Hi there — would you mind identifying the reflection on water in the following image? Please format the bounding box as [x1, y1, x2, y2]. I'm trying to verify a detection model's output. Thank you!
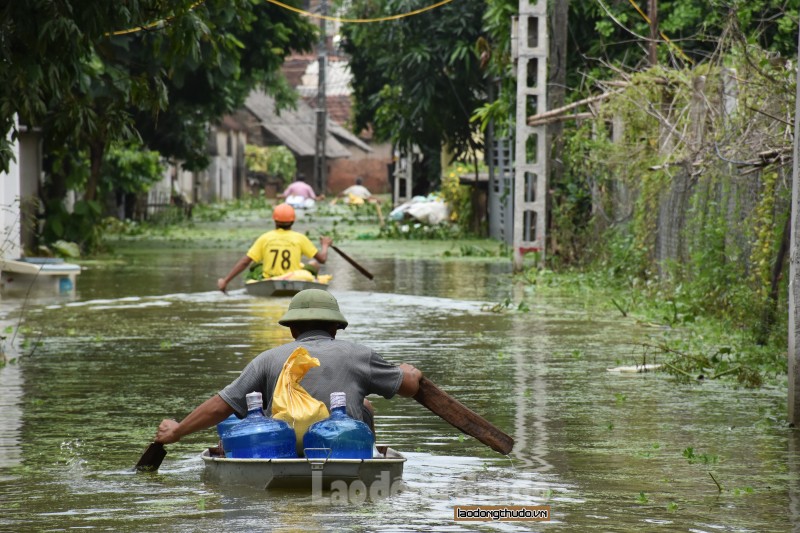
[0, 249, 795, 531]
[0, 363, 22, 478]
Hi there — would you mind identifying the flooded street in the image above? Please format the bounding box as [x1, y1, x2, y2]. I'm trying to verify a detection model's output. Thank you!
[0, 247, 796, 531]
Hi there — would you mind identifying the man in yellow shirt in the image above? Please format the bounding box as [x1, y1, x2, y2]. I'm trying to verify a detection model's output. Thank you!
[217, 203, 332, 293]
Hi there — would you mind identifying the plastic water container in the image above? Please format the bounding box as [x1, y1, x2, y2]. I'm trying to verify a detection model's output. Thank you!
[221, 392, 297, 458]
[303, 392, 374, 459]
[216, 413, 241, 439]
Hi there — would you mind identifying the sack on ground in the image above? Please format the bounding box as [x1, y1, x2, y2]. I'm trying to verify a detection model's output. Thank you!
[272, 347, 329, 455]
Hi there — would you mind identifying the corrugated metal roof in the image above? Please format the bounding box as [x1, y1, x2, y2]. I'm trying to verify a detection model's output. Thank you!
[244, 90, 352, 159]
[328, 122, 371, 153]
[263, 124, 351, 158]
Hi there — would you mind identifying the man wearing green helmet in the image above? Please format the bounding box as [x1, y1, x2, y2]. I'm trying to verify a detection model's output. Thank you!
[155, 289, 422, 445]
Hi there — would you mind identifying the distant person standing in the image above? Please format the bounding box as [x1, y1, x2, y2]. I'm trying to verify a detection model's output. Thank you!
[217, 203, 331, 292]
[279, 174, 324, 209]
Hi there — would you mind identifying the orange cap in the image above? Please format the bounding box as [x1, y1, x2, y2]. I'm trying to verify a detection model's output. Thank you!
[273, 203, 296, 223]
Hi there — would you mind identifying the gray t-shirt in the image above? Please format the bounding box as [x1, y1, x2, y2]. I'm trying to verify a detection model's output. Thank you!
[219, 330, 403, 421]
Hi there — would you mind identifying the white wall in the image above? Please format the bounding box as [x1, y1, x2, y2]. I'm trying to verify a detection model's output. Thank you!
[148, 126, 246, 209]
[209, 156, 233, 201]
[0, 117, 22, 259]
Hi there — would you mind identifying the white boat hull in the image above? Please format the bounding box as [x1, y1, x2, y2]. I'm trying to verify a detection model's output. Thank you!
[201, 446, 405, 490]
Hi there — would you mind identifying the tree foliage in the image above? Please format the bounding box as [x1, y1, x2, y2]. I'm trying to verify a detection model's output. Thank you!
[1, 1, 179, 173]
[568, 0, 799, 79]
[341, 0, 487, 192]
[1, 0, 316, 251]
[244, 144, 296, 184]
[475, 0, 800, 131]
[130, 0, 317, 171]
[101, 144, 165, 195]
[1, 0, 316, 189]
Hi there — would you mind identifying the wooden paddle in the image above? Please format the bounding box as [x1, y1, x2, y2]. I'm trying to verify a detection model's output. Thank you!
[413, 377, 514, 455]
[331, 245, 374, 280]
[135, 442, 167, 472]
[375, 202, 385, 227]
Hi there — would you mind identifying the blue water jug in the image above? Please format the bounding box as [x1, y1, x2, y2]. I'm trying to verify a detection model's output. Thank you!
[303, 392, 374, 459]
[216, 413, 241, 439]
[221, 392, 297, 459]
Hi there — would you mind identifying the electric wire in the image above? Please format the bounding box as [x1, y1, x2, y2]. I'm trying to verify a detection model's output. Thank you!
[266, 0, 453, 23]
[594, 0, 692, 64]
[107, 0, 453, 36]
[107, 1, 205, 36]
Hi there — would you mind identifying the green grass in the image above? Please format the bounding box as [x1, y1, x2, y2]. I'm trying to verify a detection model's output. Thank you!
[522, 268, 788, 388]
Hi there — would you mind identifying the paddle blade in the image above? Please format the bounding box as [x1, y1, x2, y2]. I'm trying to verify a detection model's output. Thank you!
[413, 377, 514, 455]
[135, 442, 166, 472]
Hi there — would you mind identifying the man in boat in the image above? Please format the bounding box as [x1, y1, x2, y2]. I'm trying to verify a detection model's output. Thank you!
[336, 176, 378, 205]
[217, 203, 331, 293]
[278, 173, 323, 209]
[154, 289, 423, 445]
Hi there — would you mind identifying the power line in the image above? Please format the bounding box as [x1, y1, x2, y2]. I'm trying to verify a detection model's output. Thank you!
[594, 0, 692, 64]
[107, 1, 205, 36]
[626, 0, 692, 63]
[107, 0, 454, 36]
[266, 0, 454, 23]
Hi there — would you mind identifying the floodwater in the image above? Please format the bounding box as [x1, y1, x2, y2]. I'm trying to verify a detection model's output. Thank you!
[0, 247, 797, 532]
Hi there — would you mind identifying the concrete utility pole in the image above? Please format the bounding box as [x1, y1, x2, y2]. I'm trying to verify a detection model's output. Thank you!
[313, 0, 328, 195]
[788, 23, 800, 426]
[512, 0, 548, 271]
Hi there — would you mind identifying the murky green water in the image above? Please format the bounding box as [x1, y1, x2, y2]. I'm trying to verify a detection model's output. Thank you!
[0, 247, 797, 531]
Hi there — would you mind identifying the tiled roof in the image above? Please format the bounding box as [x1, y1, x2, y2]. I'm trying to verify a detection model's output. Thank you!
[304, 94, 352, 128]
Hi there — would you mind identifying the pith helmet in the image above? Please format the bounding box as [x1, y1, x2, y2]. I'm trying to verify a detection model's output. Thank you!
[273, 203, 295, 223]
[278, 289, 348, 329]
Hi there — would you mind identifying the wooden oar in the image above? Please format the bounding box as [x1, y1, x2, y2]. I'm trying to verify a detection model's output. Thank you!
[375, 202, 385, 227]
[412, 377, 514, 455]
[331, 245, 374, 280]
[135, 442, 167, 472]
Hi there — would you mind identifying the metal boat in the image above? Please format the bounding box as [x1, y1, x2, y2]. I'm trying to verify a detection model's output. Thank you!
[201, 445, 406, 490]
[244, 278, 329, 297]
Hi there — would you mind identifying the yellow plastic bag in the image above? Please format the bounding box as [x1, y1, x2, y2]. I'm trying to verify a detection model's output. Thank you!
[270, 269, 315, 281]
[272, 347, 329, 455]
[347, 192, 365, 205]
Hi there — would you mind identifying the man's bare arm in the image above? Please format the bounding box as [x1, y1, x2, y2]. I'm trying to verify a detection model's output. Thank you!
[155, 394, 235, 444]
[217, 255, 253, 292]
[397, 363, 423, 397]
[313, 236, 332, 264]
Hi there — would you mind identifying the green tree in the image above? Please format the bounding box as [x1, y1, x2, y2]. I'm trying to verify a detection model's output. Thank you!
[131, 1, 316, 171]
[568, 0, 799, 83]
[245, 144, 296, 185]
[0, 1, 179, 174]
[2, 1, 316, 250]
[341, 0, 487, 193]
[475, 0, 800, 132]
[102, 143, 165, 218]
